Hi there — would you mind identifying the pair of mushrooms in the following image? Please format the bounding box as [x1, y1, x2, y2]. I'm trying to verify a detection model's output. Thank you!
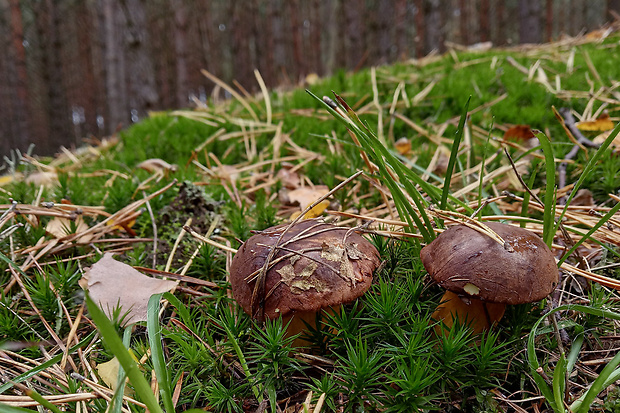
[230, 219, 558, 338]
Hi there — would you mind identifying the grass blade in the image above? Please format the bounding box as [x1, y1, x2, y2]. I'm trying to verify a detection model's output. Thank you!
[529, 304, 620, 412]
[86, 294, 163, 413]
[441, 97, 470, 209]
[551, 352, 567, 413]
[533, 131, 557, 247]
[147, 294, 175, 413]
[24, 389, 63, 413]
[306, 89, 436, 242]
[110, 327, 132, 413]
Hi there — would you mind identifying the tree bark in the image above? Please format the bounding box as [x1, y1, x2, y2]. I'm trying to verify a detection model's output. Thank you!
[8, 0, 29, 150]
[519, 0, 541, 44]
[414, 0, 426, 57]
[425, 0, 443, 52]
[32, 0, 72, 152]
[102, 0, 127, 132]
[345, 0, 364, 70]
[394, 0, 407, 59]
[609, 0, 620, 16]
[172, 0, 188, 107]
[459, 0, 469, 45]
[496, 0, 505, 45]
[120, 0, 159, 121]
[309, 0, 322, 75]
[480, 0, 490, 42]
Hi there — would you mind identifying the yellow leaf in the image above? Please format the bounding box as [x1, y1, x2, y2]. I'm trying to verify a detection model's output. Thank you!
[105, 218, 136, 231]
[0, 174, 18, 186]
[394, 137, 411, 155]
[576, 113, 615, 132]
[284, 186, 330, 210]
[96, 354, 137, 393]
[303, 200, 330, 219]
[97, 357, 122, 390]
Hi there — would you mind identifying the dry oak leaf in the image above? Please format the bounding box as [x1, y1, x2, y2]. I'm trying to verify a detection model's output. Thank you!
[25, 171, 57, 187]
[275, 163, 301, 189]
[81, 253, 176, 325]
[503, 125, 536, 141]
[46, 216, 92, 243]
[136, 158, 178, 174]
[283, 186, 330, 211]
[593, 129, 620, 151]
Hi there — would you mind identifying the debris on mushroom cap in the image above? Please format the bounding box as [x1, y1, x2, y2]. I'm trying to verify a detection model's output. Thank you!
[420, 222, 559, 305]
[229, 219, 380, 320]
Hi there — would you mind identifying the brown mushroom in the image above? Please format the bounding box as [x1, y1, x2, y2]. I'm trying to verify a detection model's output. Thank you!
[229, 219, 380, 345]
[420, 222, 559, 334]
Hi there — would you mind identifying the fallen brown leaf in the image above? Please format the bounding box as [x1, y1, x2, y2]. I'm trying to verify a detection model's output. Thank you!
[276, 163, 301, 189]
[281, 186, 330, 211]
[136, 158, 178, 173]
[46, 216, 92, 243]
[81, 253, 177, 325]
[503, 125, 536, 141]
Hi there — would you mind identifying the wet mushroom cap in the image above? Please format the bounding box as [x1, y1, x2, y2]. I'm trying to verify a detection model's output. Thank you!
[420, 222, 559, 305]
[229, 219, 380, 320]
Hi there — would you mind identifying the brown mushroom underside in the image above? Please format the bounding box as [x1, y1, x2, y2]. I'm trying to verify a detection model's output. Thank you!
[229, 219, 380, 320]
[420, 222, 559, 305]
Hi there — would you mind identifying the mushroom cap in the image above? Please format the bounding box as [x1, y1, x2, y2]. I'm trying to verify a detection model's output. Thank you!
[229, 219, 380, 320]
[420, 222, 558, 305]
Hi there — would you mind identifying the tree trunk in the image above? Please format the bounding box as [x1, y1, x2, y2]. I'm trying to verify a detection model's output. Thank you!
[609, 0, 620, 16]
[8, 0, 29, 150]
[375, 0, 393, 63]
[480, 0, 490, 42]
[230, 0, 254, 89]
[74, 2, 102, 139]
[32, 0, 71, 153]
[394, 0, 407, 59]
[309, 0, 322, 75]
[425, 0, 443, 52]
[345, 0, 364, 70]
[496, 0, 505, 45]
[102, 0, 127, 132]
[459, 0, 469, 44]
[519, 0, 541, 43]
[414, 0, 426, 57]
[171, 0, 188, 107]
[120, 0, 159, 121]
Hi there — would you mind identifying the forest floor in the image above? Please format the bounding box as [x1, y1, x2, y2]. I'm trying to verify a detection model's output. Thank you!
[2, 27, 620, 412]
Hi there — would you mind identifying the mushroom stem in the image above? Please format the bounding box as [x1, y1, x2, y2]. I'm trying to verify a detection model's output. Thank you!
[283, 307, 339, 348]
[432, 291, 506, 335]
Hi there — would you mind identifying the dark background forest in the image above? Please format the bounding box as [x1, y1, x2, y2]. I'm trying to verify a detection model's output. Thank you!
[1, 0, 619, 160]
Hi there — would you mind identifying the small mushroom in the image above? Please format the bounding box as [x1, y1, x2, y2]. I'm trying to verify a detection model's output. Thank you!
[229, 219, 380, 344]
[420, 222, 559, 334]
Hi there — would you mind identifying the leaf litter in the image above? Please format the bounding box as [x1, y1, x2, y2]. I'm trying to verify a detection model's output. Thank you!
[1, 28, 620, 411]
